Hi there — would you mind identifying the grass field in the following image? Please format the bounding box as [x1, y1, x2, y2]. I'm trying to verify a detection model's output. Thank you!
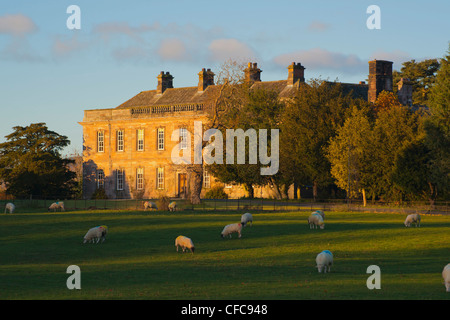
[0, 209, 449, 300]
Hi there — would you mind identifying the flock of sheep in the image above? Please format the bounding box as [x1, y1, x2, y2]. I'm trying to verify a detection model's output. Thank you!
[3, 201, 449, 292]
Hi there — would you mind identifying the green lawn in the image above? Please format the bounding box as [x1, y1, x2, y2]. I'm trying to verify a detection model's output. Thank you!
[0, 209, 448, 299]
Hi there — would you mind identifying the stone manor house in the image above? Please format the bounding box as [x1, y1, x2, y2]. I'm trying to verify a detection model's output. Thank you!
[79, 59, 412, 200]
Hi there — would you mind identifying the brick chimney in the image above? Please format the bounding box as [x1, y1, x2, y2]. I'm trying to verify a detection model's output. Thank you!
[397, 78, 413, 106]
[287, 62, 305, 85]
[157, 71, 174, 94]
[198, 68, 215, 92]
[244, 62, 262, 82]
[368, 60, 393, 103]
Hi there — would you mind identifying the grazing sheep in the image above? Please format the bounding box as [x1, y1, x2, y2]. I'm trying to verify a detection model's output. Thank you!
[316, 250, 333, 273]
[4, 202, 15, 214]
[48, 201, 65, 212]
[443, 263, 450, 292]
[241, 212, 253, 227]
[308, 213, 325, 229]
[83, 225, 108, 244]
[221, 223, 243, 239]
[404, 213, 421, 227]
[168, 201, 177, 212]
[144, 201, 158, 210]
[313, 210, 325, 219]
[175, 235, 195, 253]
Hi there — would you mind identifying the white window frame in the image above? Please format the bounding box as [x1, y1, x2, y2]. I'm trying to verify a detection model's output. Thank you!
[137, 129, 144, 151]
[203, 170, 211, 189]
[157, 127, 165, 151]
[179, 127, 188, 150]
[97, 170, 105, 189]
[117, 130, 124, 152]
[136, 168, 144, 190]
[116, 169, 124, 191]
[157, 167, 164, 190]
[97, 131, 104, 153]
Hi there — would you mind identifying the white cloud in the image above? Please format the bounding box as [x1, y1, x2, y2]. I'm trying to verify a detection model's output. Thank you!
[208, 38, 257, 63]
[273, 47, 365, 74]
[52, 34, 89, 58]
[0, 14, 37, 36]
[92, 21, 160, 41]
[157, 38, 189, 61]
[307, 21, 330, 32]
[370, 50, 412, 69]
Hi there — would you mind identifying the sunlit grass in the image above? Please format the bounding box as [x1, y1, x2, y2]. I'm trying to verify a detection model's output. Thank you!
[0, 209, 449, 299]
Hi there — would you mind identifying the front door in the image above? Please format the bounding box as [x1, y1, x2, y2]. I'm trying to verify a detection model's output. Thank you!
[178, 173, 187, 198]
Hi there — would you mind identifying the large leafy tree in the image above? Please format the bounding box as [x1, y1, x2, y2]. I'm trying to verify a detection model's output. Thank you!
[0, 123, 76, 198]
[280, 79, 359, 200]
[207, 86, 284, 198]
[327, 105, 374, 205]
[423, 44, 450, 200]
[392, 58, 440, 105]
[391, 138, 437, 205]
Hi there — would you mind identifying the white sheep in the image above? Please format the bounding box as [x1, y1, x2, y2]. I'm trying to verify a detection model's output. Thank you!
[4, 202, 15, 214]
[168, 201, 177, 212]
[83, 225, 108, 244]
[404, 213, 421, 227]
[241, 212, 253, 227]
[144, 201, 158, 210]
[316, 250, 333, 273]
[443, 263, 450, 292]
[175, 235, 195, 253]
[221, 223, 243, 239]
[48, 201, 65, 212]
[308, 213, 325, 229]
[313, 210, 325, 219]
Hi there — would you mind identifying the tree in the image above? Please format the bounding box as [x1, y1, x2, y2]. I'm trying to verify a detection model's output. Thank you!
[327, 105, 374, 205]
[372, 90, 402, 114]
[392, 58, 440, 106]
[0, 123, 76, 198]
[369, 105, 423, 201]
[206, 85, 284, 198]
[391, 138, 437, 205]
[423, 43, 450, 200]
[280, 79, 357, 200]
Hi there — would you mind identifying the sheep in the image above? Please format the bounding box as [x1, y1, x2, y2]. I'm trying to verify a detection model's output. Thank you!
[443, 263, 450, 292]
[144, 201, 158, 211]
[316, 250, 333, 273]
[4, 202, 15, 214]
[168, 201, 177, 212]
[404, 213, 421, 227]
[48, 201, 65, 212]
[175, 235, 195, 253]
[241, 212, 253, 227]
[83, 225, 108, 244]
[221, 223, 243, 239]
[308, 213, 325, 229]
[313, 210, 325, 219]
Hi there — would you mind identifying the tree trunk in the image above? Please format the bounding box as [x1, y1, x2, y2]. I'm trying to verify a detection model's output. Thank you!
[245, 182, 254, 199]
[428, 182, 436, 209]
[362, 188, 367, 207]
[293, 182, 298, 199]
[188, 164, 203, 205]
[313, 181, 318, 201]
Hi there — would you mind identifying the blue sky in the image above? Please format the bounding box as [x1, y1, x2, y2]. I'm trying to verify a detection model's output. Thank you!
[1, 0, 449, 155]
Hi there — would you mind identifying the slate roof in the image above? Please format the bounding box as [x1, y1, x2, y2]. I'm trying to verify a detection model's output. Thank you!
[115, 79, 367, 110]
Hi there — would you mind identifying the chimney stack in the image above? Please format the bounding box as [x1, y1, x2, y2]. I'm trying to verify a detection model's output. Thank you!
[157, 71, 174, 94]
[287, 62, 305, 85]
[198, 68, 215, 92]
[397, 78, 413, 106]
[368, 60, 393, 103]
[244, 62, 262, 82]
